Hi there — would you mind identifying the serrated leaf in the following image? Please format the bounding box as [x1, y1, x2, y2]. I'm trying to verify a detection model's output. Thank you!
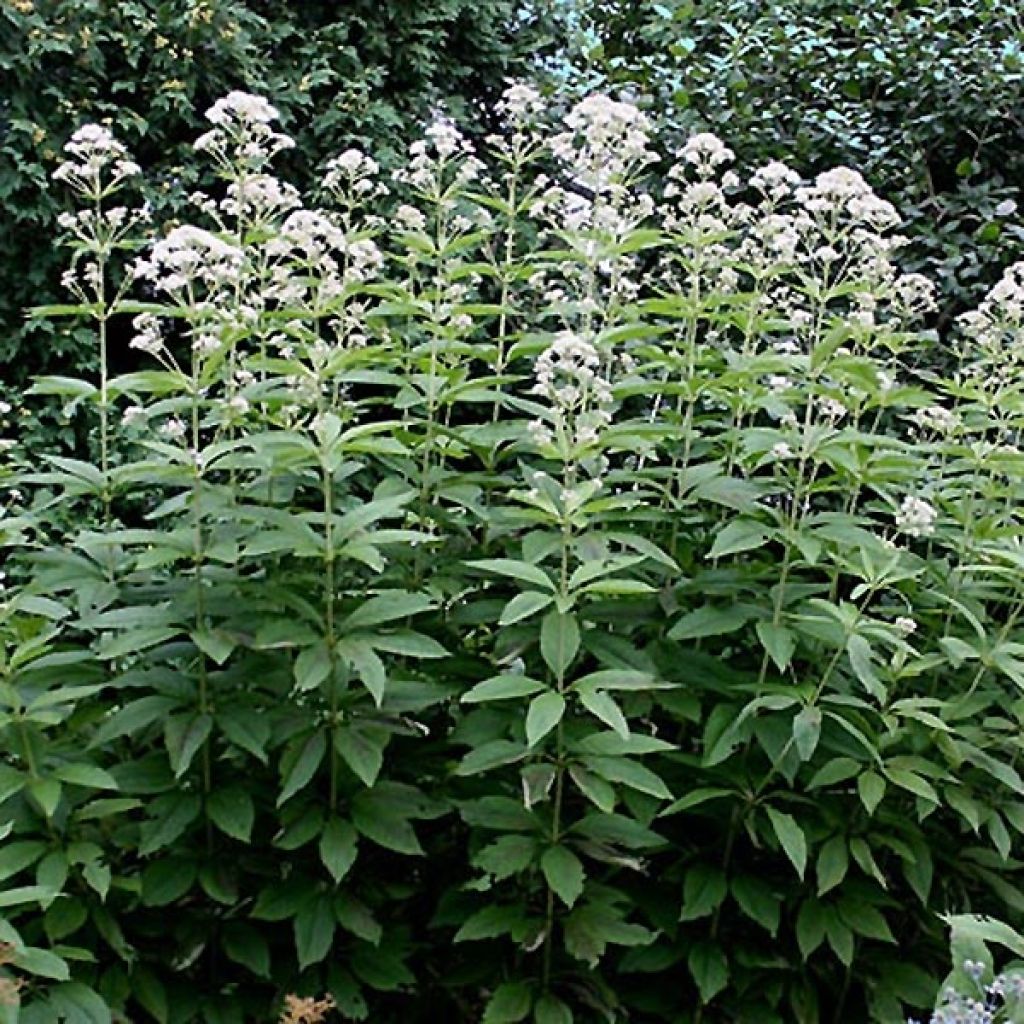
[688, 942, 728, 1003]
[541, 845, 585, 908]
[207, 787, 254, 842]
[319, 818, 359, 883]
[482, 981, 533, 1023]
[294, 896, 335, 969]
[278, 730, 327, 806]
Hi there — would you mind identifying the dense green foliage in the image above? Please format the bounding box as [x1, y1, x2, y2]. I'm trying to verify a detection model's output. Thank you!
[572, 0, 1024, 315]
[0, 0, 565, 449]
[3, 86, 1024, 1022]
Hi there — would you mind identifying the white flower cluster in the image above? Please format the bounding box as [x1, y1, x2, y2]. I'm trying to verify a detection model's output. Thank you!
[529, 331, 613, 450]
[958, 261, 1024, 359]
[53, 124, 140, 198]
[323, 148, 387, 206]
[912, 405, 959, 435]
[394, 117, 483, 194]
[796, 168, 899, 230]
[194, 91, 295, 170]
[496, 81, 545, 123]
[133, 225, 244, 295]
[895, 495, 938, 538]
[549, 94, 655, 195]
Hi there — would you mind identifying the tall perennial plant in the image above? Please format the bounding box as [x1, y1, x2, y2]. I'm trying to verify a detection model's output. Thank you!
[1, 86, 1023, 1023]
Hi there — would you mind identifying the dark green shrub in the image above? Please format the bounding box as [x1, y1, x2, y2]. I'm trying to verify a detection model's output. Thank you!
[571, 0, 1024, 317]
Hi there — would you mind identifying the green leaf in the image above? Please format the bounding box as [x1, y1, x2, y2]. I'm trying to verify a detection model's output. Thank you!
[731, 875, 781, 935]
[474, 835, 537, 880]
[792, 706, 822, 761]
[757, 621, 796, 672]
[217, 708, 270, 763]
[847, 634, 885, 700]
[797, 899, 827, 958]
[462, 675, 547, 703]
[669, 605, 750, 640]
[499, 592, 553, 625]
[483, 981, 533, 1024]
[139, 795, 201, 856]
[709, 519, 770, 558]
[52, 763, 119, 791]
[320, 818, 359, 883]
[455, 904, 527, 942]
[294, 641, 332, 692]
[540, 611, 580, 680]
[334, 725, 385, 787]
[191, 628, 235, 666]
[680, 863, 727, 921]
[465, 559, 555, 591]
[92, 696, 180, 747]
[141, 858, 196, 906]
[351, 788, 423, 855]
[765, 807, 807, 879]
[12, 946, 69, 981]
[525, 692, 566, 747]
[164, 713, 212, 779]
[816, 836, 849, 895]
[278, 730, 327, 806]
[340, 591, 434, 630]
[0, 885, 53, 909]
[582, 756, 672, 800]
[294, 896, 336, 969]
[541, 845, 585, 908]
[857, 771, 886, 814]
[333, 891, 382, 945]
[456, 740, 529, 776]
[688, 941, 728, 1003]
[533, 994, 573, 1024]
[222, 922, 270, 978]
[577, 687, 628, 739]
[207, 787, 254, 842]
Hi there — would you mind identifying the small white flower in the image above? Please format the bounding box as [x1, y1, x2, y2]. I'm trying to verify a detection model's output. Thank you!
[995, 199, 1018, 218]
[895, 495, 938, 538]
[894, 616, 917, 635]
[159, 417, 187, 441]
